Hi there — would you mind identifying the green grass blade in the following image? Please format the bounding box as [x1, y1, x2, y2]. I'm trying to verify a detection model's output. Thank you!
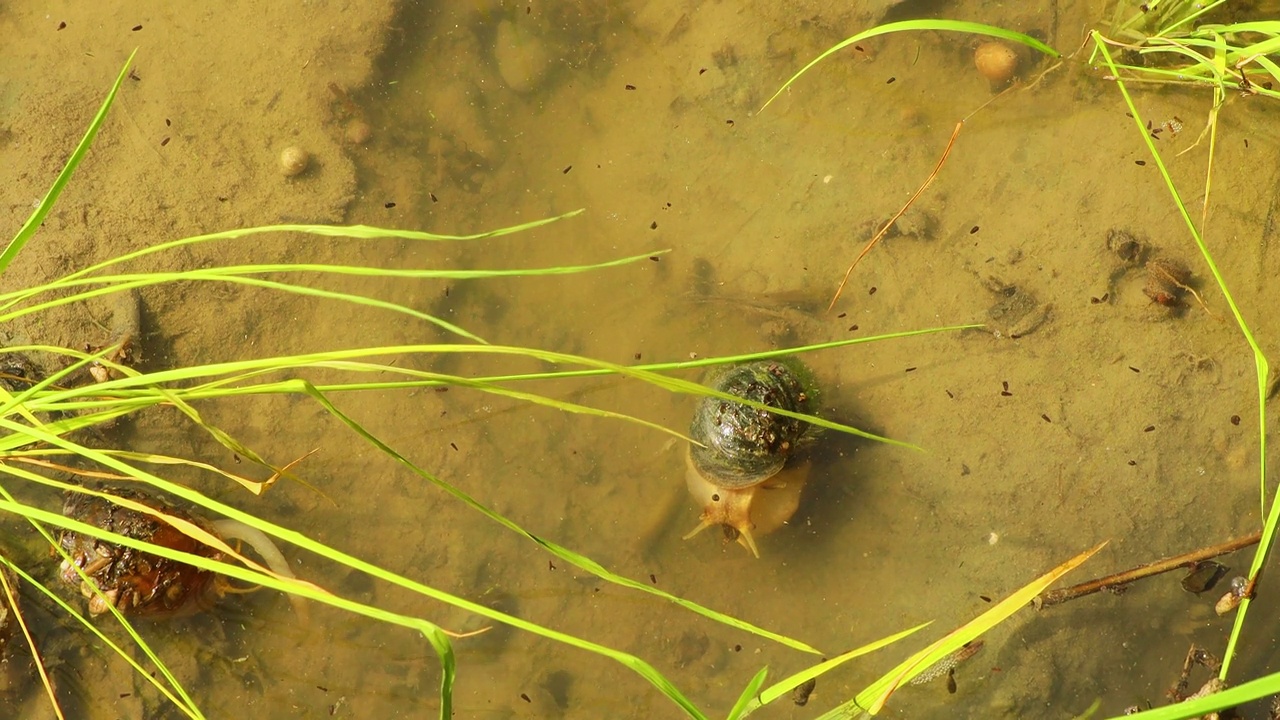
[739, 623, 930, 717]
[1112, 669, 1280, 719]
[0, 276, 489, 344]
[821, 542, 1104, 717]
[0, 480, 205, 719]
[0, 556, 203, 719]
[0, 467, 713, 719]
[301, 380, 824, 655]
[0, 49, 137, 274]
[1092, 32, 1272, 681]
[761, 20, 1059, 112]
[0, 210, 587, 309]
[725, 668, 769, 720]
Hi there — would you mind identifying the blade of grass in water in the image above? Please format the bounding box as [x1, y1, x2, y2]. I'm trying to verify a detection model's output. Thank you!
[761, 20, 1058, 111]
[0, 474, 710, 719]
[817, 542, 1105, 718]
[0, 49, 138, 273]
[1092, 33, 1271, 682]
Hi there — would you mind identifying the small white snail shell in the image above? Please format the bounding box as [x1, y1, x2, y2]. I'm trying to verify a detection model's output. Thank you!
[682, 447, 810, 558]
[1215, 589, 1242, 616]
[279, 146, 311, 177]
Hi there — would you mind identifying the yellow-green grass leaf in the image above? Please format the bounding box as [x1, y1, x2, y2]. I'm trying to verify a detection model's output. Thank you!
[762, 20, 1058, 112]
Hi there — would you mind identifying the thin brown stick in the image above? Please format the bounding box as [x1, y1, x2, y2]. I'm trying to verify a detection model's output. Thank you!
[1034, 531, 1261, 609]
[826, 87, 1011, 311]
[827, 121, 962, 311]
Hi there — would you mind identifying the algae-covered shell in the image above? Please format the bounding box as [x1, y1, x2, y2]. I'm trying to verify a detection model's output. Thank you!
[689, 359, 819, 490]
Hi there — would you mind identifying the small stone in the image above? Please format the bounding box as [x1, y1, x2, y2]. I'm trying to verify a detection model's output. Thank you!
[279, 146, 310, 177]
[345, 120, 372, 145]
[494, 19, 550, 94]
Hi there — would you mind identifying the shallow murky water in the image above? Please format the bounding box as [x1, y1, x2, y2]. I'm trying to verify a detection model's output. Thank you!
[3, 0, 1280, 718]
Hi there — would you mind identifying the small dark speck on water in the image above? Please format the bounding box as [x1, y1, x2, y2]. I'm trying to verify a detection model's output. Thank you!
[562, 165, 572, 174]
[625, 84, 636, 90]
[1143, 425, 1155, 432]
[1128, 459, 1137, 466]
[868, 286, 877, 295]
[384, 202, 396, 208]
[1129, 366, 1140, 373]
[1135, 160, 1146, 166]
[970, 225, 980, 234]
[649, 573, 657, 584]
[132, 24, 143, 31]
[430, 193, 438, 202]
[450, 442, 459, 450]
[1231, 415, 1241, 425]
[57, 21, 66, 30]
[886, 76, 896, 84]
[520, 693, 531, 703]
[650, 221, 658, 229]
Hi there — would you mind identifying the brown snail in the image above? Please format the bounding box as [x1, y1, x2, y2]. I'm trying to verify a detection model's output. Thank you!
[57, 487, 298, 619]
[683, 359, 820, 557]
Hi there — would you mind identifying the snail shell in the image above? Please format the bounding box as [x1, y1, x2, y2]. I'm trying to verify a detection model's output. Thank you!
[683, 360, 820, 556]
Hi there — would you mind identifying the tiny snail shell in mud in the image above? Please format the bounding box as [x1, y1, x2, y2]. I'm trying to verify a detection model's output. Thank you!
[279, 145, 311, 177]
[1215, 576, 1249, 616]
[682, 359, 821, 557]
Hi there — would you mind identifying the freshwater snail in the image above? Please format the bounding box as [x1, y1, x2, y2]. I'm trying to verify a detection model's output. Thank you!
[57, 487, 298, 619]
[683, 359, 820, 557]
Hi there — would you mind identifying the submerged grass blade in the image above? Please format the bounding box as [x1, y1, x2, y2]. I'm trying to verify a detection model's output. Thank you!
[761, 20, 1058, 112]
[0, 557, 204, 720]
[0, 49, 137, 273]
[725, 668, 769, 720]
[303, 380, 824, 655]
[0, 482, 204, 719]
[0, 420, 716, 718]
[822, 541, 1105, 718]
[1092, 32, 1271, 681]
[1117, 669, 1280, 719]
[0, 209, 589, 312]
[738, 622, 930, 717]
